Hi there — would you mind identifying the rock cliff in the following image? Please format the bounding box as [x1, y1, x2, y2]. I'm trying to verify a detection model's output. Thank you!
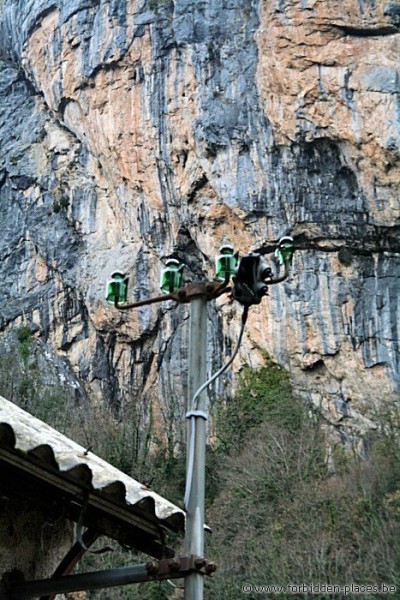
[0, 0, 399, 446]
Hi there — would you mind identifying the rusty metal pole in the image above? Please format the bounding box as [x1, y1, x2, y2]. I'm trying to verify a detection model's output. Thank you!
[9, 563, 160, 598]
[9, 557, 217, 599]
[184, 294, 208, 600]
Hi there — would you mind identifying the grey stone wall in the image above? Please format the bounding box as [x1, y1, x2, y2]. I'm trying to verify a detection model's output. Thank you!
[0, 496, 73, 598]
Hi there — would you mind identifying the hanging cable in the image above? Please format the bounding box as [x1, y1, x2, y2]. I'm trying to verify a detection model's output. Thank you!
[184, 306, 249, 509]
[76, 498, 113, 555]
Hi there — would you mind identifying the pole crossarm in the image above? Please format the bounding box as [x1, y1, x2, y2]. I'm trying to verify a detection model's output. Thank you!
[113, 270, 289, 313]
[7, 556, 217, 599]
[115, 280, 231, 310]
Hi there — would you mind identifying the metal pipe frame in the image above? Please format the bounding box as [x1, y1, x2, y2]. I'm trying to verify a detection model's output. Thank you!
[9, 556, 216, 599]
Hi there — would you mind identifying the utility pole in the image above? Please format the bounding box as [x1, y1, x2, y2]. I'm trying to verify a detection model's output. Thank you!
[106, 237, 295, 600]
[184, 295, 208, 600]
[112, 280, 229, 599]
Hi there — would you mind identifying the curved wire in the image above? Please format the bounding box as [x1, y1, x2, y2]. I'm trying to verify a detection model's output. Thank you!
[183, 306, 249, 509]
[76, 498, 113, 555]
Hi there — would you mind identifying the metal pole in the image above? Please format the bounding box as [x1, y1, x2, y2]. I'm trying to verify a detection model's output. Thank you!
[184, 295, 208, 600]
[10, 563, 155, 599]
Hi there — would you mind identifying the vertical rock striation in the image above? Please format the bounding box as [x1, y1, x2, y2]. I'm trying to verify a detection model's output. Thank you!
[0, 0, 399, 444]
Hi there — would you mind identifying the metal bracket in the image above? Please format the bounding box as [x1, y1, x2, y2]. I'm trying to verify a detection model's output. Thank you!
[170, 280, 231, 303]
[264, 261, 289, 285]
[186, 410, 208, 420]
[115, 280, 231, 311]
[8, 555, 217, 599]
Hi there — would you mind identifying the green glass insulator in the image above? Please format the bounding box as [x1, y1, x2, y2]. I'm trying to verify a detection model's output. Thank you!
[160, 261, 183, 293]
[275, 237, 294, 265]
[106, 274, 128, 304]
[215, 246, 238, 281]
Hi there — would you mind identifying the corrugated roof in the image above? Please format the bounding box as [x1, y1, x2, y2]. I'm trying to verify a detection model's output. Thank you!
[0, 395, 185, 534]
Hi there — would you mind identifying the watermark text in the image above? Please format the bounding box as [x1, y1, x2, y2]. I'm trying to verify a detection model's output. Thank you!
[242, 583, 397, 595]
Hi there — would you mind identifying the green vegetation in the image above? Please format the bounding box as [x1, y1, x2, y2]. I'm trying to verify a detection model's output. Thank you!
[0, 344, 399, 599]
[0, 342, 79, 436]
[148, 0, 170, 11]
[81, 362, 400, 599]
[51, 182, 70, 214]
[52, 196, 70, 213]
[204, 365, 400, 599]
[16, 325, 32, 362]
[215, 358, 305, 452]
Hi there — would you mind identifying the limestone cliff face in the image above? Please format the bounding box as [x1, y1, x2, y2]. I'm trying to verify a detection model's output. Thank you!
[0, 0, 399, 444]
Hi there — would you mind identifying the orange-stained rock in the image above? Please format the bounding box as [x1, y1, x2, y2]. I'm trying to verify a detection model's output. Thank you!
[0, 0, 399, 446]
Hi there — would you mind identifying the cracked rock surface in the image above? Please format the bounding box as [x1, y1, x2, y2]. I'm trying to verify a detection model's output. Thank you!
[0, 0, 399, 443]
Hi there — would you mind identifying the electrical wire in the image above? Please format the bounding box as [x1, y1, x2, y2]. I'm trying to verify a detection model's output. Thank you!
[76, 498, 113, 555]
[183, 306, 249, 509]
[167, 579, 184, 590]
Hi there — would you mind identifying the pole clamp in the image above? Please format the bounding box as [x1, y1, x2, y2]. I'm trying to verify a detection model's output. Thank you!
[186, 410, 208, 420]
